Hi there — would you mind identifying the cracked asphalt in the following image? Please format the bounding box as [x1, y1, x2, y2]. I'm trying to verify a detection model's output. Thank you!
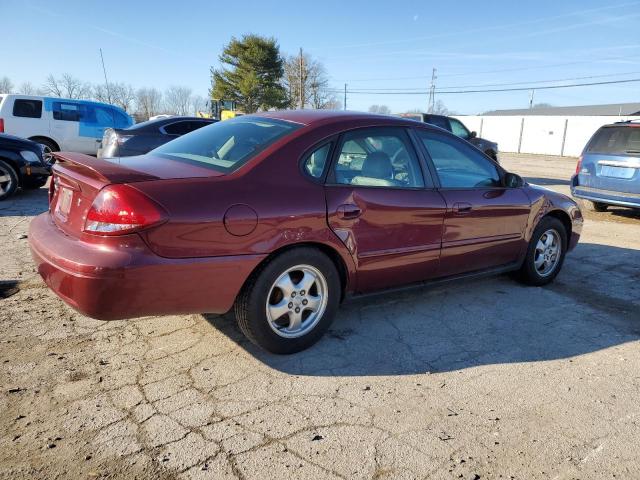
[1, 153, 639, 480]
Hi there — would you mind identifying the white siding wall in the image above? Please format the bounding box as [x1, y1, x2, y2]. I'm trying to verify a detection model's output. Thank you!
[452, 115, 640, 157]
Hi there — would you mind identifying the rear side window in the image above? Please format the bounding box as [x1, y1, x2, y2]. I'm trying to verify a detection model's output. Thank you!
[152, 117, 300, 173]
[13, 99, 43, 118]
[587, 126, 640, 154]
[426, 116, 450, 131]
[52, 102, 81, 122]
[164, 121, 195, 135]
[303, 143, 332, 179]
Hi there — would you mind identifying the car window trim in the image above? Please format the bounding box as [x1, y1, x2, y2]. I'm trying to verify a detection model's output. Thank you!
[325, 126, 430, 190]
[413, 126, 510, 190]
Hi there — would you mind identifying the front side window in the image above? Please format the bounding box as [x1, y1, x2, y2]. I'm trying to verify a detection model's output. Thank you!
[333, 128, 425, 188]
[152, 117, 300, 173]
[13, 99, 43, 118]
[449, 118, 470, 140]
[417, 130, 501, 188]
[303, 143, 332, 179]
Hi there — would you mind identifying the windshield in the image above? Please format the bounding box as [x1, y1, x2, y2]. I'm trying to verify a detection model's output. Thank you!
[151, 116, 301, 172]
[587, 126, 640, 155]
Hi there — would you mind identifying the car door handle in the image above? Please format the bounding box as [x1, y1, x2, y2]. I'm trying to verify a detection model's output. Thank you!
[337, 204, 362, 220]
[452, 202, 472, 215]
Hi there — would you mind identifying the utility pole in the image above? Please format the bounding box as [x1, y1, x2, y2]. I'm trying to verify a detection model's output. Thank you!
[529, 89, 535, 109]
[298, 48, 304, 109]
[427, 68, 437, 113]
[344, 83, 347, 111]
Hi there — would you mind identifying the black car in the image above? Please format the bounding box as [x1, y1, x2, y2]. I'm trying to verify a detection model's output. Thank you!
[399, 113, 499, 161]
[98, 116, 217, 159]
[0, 133, 51, 201]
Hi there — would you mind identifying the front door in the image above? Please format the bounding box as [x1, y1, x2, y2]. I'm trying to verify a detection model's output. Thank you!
[324, 127, 447, 292]
[414, 128, 530, 276]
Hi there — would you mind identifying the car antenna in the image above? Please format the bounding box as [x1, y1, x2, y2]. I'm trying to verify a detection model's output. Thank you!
[100, 48, 119, 161]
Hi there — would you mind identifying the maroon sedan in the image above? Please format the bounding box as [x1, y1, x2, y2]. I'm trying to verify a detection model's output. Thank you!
[29, 111, 582, 353]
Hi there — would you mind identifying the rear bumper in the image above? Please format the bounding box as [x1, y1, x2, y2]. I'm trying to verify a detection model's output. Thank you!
[571, 178, 640, 209]
[29, 213, 266, 320]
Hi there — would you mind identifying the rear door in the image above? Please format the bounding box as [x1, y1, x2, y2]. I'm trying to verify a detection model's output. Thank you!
[324, 127, 447, 292]
[579, 125, 640, 195]
[415, 128, 530, 276]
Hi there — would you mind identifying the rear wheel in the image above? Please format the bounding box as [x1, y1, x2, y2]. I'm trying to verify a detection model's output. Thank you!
[515, 217, 567, 286]
[0, 160, 18, 201]
[591, 201, 608, 212]
[234, 247, 340, 354]
[30, 137, 58, 165]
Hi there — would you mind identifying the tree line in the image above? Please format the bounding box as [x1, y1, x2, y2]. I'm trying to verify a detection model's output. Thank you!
[0, 74, 204, 120]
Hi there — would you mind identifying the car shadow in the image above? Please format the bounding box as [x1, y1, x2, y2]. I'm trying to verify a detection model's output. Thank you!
[204, 243, 640, 376]
[0, 186, 49, 217]
[525, 177, 572, 186]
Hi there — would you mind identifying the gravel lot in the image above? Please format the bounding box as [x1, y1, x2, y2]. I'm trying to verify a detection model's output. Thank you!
[1, 153, 639, 480]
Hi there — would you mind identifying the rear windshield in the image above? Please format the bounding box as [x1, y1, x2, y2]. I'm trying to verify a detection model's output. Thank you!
[587, 126, 640, 155]
[151, 117, 301, 172]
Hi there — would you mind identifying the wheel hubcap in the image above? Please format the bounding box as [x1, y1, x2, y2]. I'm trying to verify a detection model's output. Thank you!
[265, 264, 328, 338]
[534, 229, 561, 277]
[0, 165, 12, 195]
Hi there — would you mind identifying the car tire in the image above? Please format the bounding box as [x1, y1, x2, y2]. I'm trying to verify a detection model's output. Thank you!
[0, 160, 19, 201]
[515, 216, 567, 286]
[234, 247, 341, 354]
[591, 201, 608, 212]
[30, 138, 58, 164]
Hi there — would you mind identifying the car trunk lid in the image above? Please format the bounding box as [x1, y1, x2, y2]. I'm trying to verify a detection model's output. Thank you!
[49, 152, 224, 238]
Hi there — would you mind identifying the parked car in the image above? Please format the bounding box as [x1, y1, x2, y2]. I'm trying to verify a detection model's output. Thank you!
[98, 116, 217, 159]
[0, 94, 132, 155]
[29, 111, 582, 354]
[571, 120, 640, 212]
[0, 133, 51, 200]
[399, 113, 499, 161]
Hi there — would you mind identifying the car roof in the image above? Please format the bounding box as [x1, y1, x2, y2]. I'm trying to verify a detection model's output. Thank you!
[127, 116, 215, 131]
[252, 109, 424, 128]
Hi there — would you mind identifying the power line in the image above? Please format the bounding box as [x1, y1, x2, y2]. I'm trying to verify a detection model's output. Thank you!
[328, 77, 640, 95]
[334, 71, 640, 91]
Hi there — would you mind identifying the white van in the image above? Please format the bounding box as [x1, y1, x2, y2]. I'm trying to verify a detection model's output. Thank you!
[0, 94, 133, 155]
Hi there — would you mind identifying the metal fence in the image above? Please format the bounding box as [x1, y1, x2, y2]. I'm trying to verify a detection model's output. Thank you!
[454, 115, 640, 157]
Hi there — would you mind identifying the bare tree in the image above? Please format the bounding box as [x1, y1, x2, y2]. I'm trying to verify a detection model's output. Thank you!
[135, 88, 163, 120]
[283, 50, 337, 109]
[18, 81, 37, 95]
[0, 76, 14, 93]
[164, 86, 192, 115]
[42, 73, 91, 99]
[93, 84, 113, 104]
[110, 83, 136, 112]
[432, 100, 450, 115]
[190, 94, 208, 116]
[368, 105, 391, 115]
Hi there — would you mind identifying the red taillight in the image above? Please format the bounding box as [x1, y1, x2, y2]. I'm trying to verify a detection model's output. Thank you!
[0, 118, 4, 133]
[575, 155, 583, 175]
[84, 184, 167, 235]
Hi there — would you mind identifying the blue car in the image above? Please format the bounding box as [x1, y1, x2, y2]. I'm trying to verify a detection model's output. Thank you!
[571, 120, 640, 211]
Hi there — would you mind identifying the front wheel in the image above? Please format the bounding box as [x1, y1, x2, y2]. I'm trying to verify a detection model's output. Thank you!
[515, 217, 567, 286]
[234, 248, 341, 354]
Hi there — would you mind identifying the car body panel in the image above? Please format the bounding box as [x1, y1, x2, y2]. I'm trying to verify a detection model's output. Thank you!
[0, 133, 51, 187]
[29, 111, 581, 321]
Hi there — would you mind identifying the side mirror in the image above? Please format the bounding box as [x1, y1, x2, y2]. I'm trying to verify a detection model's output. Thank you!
[469, 131, 477, 139]
[503, 172, 524, 188]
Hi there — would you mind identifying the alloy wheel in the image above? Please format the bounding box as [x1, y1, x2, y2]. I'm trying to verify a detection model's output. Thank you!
[534, 229, 561, 277]
[265, 264, 328, 338]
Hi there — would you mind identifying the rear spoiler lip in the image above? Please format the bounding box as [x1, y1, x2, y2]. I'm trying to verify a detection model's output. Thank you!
[52, 152, 161, 184]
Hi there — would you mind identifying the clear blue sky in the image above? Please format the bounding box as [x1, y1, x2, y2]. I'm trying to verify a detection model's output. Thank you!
[2, 0, 640, 114]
